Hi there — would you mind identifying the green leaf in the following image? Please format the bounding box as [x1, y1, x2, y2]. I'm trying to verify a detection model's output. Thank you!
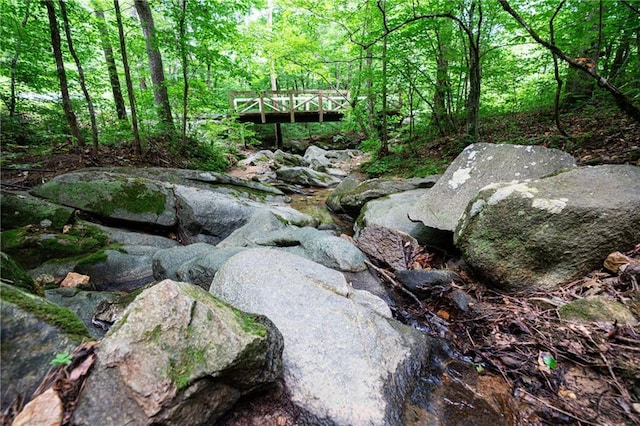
[542, 354, 557, 370]
[50, 352, 73, 366]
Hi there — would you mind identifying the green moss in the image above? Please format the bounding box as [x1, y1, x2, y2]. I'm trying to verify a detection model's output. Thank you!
[0, 282, 91, 341]
[35, 177, 167, 217]
[0, 191, 73, 231]
[167, 345, 207, 389]
[232, 309, 268, 338]
[559, 298, 637, 324]
[75, 251, 109, 266]
[0, 252, 39, 295]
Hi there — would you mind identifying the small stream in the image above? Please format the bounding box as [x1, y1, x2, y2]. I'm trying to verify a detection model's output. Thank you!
[288, 190, 524, 426]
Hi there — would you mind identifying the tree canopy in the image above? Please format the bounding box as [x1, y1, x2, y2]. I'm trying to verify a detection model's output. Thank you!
[1, 0, 638, 168]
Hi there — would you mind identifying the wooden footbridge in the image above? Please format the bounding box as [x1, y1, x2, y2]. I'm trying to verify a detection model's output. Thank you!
[229, 90, 354, 124]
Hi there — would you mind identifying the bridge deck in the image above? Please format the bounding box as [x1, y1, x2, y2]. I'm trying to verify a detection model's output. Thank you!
[229, 90, 351, 124]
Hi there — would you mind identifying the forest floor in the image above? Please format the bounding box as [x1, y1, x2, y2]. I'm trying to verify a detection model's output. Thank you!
[1, 106, 639, 425]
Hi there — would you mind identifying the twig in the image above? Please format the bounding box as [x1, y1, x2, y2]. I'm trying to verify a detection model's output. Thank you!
[364, 260, 450, 332]
[519, 389, 600, 425]
[0, 182, 31, 190]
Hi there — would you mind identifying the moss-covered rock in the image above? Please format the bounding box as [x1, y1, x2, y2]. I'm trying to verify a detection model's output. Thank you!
[72, 279, 283, 425]
[1, 222, 109, 269]
[0, 252, 39, 294]
[559, 297, 638, 325]
[0, 283, 91, 412]
[31, 171, 176, 226]
[1, 190, 74, 231]
[0, 282, 91, 341]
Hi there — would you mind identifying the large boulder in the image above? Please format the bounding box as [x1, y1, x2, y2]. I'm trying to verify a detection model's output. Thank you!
[152, 243, 246, 288]
[334, 176, 439, 218]
[303, 145, 332, 171]
[31, 171, 176, 227]
[73, 245, 159, 292]
[73, 279, 283, 426]
[276, 166, 341, 188]
[1, 283, 91, 412]
[355, 189, 450, 247]
[210, 249, 429, 425]
[175, 184, 314, 244]
[455, 165, 640, 290]
[408, 143, 576, 232]
[1, 190, 74, 231]
[218, 211, 367, 272]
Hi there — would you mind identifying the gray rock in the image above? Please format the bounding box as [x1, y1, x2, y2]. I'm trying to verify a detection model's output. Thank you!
[339, 176, 439, 217]
[45, 287, 121, 339]
[175, 184, 314, 245]
[31, 171, 176, 227]
[408, 143, 576, 232]
[219, 213, 366, 272]
[325, 175, 363, 214]
[276, 166, 341, 188]
[355, 189, 452, 247]
[89, 222, 177, 248]
[237, 150, 275, 167]
[210, 249, 429, 425]
[273, 149, 309, 168]
[153, 242, 216, 281]
[73, 279, 283, 426]
[1, 283, 90, 411]
[303, 145, 331, 171]
[455, 165, 640, 290]
[217, 210, 288, 248]
[175, 247, 247, 289]
[395, 270, 462, 296]
[1, 190, 74, 231]
[74, 245, 158, 292]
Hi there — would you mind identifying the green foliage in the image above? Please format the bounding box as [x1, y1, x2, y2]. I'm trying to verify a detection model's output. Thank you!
[50, 352, 73, 366]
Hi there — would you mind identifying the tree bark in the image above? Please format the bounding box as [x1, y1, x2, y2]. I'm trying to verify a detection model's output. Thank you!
[58, 0, 99, 154]
[550, 0, 569, 137]
[8, 0, 32, 117]
[44, 0, 85, 147]
[178, 0, 188, 152]
[133, 0, 175, 137]
[114, 0, 141, 154]
[92, 3, 127, 120]
[499, 0, 640, 123]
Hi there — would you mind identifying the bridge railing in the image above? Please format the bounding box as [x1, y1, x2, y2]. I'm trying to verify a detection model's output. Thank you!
[229, 90, 353, 123]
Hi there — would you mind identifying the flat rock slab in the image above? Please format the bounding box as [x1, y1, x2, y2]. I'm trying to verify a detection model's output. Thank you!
[210, 248, 428, 425]
[408, 143, 576, 232]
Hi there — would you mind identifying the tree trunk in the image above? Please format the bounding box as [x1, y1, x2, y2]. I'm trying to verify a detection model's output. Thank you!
[58, 0, 98, 154]
[44, 0, 85, 147]
[133, 0, 175, 137]
[499, 0, 640, 123]
[464, 0, 482, 142]
[550, 1, 570, 137]
[178, 0, 188, 152]
[92, 3, 127, 120]
[8, 0, 32, 117]
[114, 0, 141, 154]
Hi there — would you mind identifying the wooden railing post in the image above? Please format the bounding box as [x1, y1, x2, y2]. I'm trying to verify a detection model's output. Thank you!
[318, 91, 324, 122]
[259, 92, 266, 124]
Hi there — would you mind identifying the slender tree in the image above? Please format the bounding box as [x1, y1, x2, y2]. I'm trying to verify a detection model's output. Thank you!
[499, 0, 640, 123]
[114, 0, 141, 154]
[8, 0, 32, 118]
[58, 0, 99, 153]
[133, 0, 175, 137]
[177, 0, 188, 151]
[91, 0, 127, 121]
[44, 0, 85, 147]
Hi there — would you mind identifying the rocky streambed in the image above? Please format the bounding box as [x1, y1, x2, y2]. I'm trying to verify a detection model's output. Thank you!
[2, 143, 639, 425]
